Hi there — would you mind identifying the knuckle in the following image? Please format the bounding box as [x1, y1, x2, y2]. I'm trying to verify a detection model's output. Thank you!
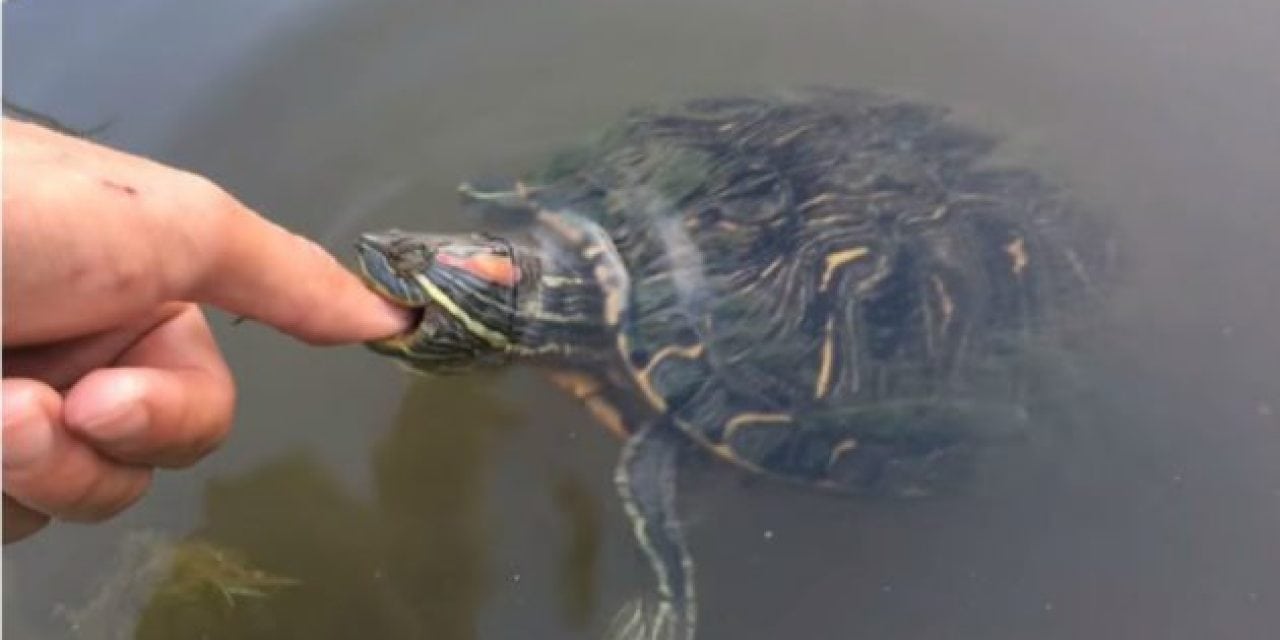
[175, 170, 229, 210]
[160, 416, 230, 469]
[57, 478, 111, 522]
[3, 496, 51, 543]
[60, 478, 113, 521]
[160, 439, 217, 469]
[171, 170, 242, 288]
[191, 420, 230, 460]
[63, 468, 152, 522]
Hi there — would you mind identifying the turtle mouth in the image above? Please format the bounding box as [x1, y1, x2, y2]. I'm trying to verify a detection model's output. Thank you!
[354, 237, 435, 349]
[388, 303, 430, 339]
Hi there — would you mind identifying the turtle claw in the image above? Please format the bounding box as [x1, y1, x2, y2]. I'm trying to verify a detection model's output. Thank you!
[458, 179, 540, 227]
[604, 596, 687, 640]
[458, 177, 536, 206]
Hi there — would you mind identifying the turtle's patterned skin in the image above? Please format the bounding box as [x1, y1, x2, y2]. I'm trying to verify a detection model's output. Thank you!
[355, 88, 1111, 640]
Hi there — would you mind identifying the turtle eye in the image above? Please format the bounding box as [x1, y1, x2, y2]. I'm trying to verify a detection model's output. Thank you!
[471, 232, 511, 255]
[389, 244, 433, 274]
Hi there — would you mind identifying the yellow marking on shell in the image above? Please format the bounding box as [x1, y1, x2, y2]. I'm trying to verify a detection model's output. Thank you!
[630, 343, 707, 412]
[597, 264, 624, 326]
[814, 317, 837, 400]
[708, 443, 767, 473]
[759, 258, 782, 279]
[827, 438, 859, 470]
[773, 124, 814, 146]
[930, 274, 955, 328]
[799, 193, 837, 211]
[536, 310, 594, 324]
[541, 274, 584, 287]
[809, 214, 857, 227]
[722, 412, 793, 441]
[855, 255, 892, 294]
[645, 344, 706, 371]
[924, 203, 949, 222]
[1005, 236, 1029, 276]
[819, 246, 871, 292]
[414, 274, 511, 349]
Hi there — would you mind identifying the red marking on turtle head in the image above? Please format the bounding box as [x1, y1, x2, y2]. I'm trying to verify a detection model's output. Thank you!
[436, 251, 522, 287]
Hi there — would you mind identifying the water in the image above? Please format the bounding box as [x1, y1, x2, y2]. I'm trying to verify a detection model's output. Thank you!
[5, 0, 1280, 638]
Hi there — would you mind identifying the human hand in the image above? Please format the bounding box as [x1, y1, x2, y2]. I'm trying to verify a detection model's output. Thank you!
[2, 118, 410, 542]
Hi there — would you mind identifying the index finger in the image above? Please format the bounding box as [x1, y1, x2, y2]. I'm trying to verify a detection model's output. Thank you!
[3, 118, 410, 345]
[188, 185, 412, 344]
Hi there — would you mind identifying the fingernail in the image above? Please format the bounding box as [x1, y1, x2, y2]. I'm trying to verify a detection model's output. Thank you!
[3, 404, 54, 470]
[65, 374, 151, 443]
[74, 401, 149, 443]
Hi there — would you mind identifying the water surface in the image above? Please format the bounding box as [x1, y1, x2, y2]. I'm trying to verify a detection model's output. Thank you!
[6, 1, 1280, 638]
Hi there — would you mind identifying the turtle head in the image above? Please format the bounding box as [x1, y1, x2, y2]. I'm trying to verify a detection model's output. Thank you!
[355, 230, 528, 374]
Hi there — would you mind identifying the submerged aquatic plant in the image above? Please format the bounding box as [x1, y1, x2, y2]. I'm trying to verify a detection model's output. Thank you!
[57, 531, 298, 640]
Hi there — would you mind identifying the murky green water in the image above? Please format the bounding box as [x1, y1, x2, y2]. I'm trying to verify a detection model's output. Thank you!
[6, 1, 1280, 638]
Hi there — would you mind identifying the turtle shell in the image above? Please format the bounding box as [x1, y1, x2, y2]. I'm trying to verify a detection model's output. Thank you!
[527, 88, 1113, 494]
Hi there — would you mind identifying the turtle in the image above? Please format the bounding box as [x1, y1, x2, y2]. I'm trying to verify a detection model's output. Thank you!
[353, 88, 1111, 639]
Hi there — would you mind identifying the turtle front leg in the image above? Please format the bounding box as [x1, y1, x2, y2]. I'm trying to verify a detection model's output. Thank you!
[612, 422, 697, 640]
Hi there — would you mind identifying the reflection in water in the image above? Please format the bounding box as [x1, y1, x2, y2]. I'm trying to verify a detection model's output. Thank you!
[366, 375, 516, 639]
[552, 472, 604, 630]
[64, 376, 541, 639]
[8, 0, 1280, 637]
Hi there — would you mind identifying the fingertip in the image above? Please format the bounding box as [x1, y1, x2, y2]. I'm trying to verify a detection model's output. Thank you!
[2, 379, 61, 471]
[62, 369, 150, 444]
[3, 495, 50, 544]
[194, 214, 414, 344]
[367, 294, 418, 339]
[61, 465, 153, 523]
[303, 286, 415, 346]
[296, 236, 417, 341]
[2, 377, 61, 414]
[262, 242, 416, 345]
